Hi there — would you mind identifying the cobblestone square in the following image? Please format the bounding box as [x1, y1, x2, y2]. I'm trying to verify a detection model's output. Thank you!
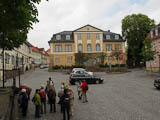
[8, 68, 160, 120]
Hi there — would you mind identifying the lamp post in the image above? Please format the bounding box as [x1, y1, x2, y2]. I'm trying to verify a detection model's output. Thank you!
[2, 48, 5, 88]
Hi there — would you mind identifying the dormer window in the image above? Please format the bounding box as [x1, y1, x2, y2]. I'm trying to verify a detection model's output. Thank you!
[56, 35, 61, 40]
[66, 35, 70, 40]
[106, 35, 110, 39]
[115, 35, 119, 40]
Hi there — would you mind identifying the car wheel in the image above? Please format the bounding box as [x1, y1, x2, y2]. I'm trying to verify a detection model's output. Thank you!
[95, 80, 99, 84]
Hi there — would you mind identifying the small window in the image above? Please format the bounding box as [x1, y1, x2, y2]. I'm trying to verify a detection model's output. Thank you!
[78, 34, 82, 39]
[108, 56, 112, 62]
[106, 35, 110, 39]
[96, 34, 100, 39]
[5, 53, 10, 64]
[78, 44, 82, 52]
[115, 44, 121, 51]
[87, 44, 92, 51]
[65, 45, 72, 52]
[106, 44, 112, 51]
[96, 44, 100, 51]
[115, 35, 119, 39]
[96, 58, 101, 62]
[67, 57, 72, 63]
[66, 35, 70, 40]
[87, 34, 90, 39]
[56, 35, 61, 40]
[56, 58, 59, 63]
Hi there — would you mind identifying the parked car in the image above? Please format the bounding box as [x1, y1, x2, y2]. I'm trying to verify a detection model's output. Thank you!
[69, 72, 104, 85]
[71, 68, 93, 76]
[40, 64, 48, 69]
[154, 77, 160, 89]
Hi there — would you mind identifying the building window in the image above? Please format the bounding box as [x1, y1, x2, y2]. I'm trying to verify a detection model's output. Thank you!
[106, 35, 110, 39]
[96, 34, 100, 39]
[108, 56, 112, 62]
[56, 35, 61, 40]
[55, 58, 59, 63]
[106, 44, 112, 51]
[115, 44, 121, 51]
[5, 53, 10, 64]
[96, 44, 100, 51]
[158, 27, 160, 33]
[87, 44, 92, 51]
[66, 35, 70, 40]
[55, 45, 62, 52]
[78, 34, 82, 39]
[87, 34, 90, 39]
[12, 56, 15, 65]
[67, 57, 72, 63]
[96, 57, 101, 62]
[115, 35, 119, 39]
[78, 44, 82, 52]
[65, 45, 72, 52]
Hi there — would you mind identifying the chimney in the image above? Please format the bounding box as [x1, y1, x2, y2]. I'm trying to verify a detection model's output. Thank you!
[108, 30, 110, 32]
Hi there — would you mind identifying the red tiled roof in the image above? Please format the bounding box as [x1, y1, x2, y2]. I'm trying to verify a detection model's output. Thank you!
[32, 46, 40, 53]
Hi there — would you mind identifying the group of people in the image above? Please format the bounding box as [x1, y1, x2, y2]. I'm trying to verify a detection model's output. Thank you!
[17, 78, 88, 120]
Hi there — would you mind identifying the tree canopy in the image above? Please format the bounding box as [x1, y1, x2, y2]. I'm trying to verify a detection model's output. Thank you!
[122, 13, 155, 66]
[0, 0, 47, 50]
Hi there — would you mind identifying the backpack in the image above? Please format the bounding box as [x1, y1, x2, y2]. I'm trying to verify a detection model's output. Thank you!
[64, 95, 70, 105]
[32, 96, 35, 103]
[84, 84, 88, 91]
[40, 91, 46, 99]
[48, 90, 56, 100]
[18, 94, 23, 105]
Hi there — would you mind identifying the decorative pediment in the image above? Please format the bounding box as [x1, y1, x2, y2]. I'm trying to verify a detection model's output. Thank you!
[74, 24, 103, 32]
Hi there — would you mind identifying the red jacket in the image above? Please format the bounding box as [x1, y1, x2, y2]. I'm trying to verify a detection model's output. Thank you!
[80, 81, 88, 92]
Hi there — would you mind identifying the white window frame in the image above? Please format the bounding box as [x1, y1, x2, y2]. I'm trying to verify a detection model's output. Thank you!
[67, 57, 72, 63]
[115, 44, 121, 51]
[108, 56, 112, 62]
[55, 45, 62, 52]
[65, 45, 72, 52]
[106, 35, 110, 39]
[96, 44, 100, 51]
[87, 44, 92, 51]
[106, 44, 112, 51]
[55, 58, 59, 63]
[115, 35, 119, 40]
[78, 34, 82, 39]
[66, 35, 70, 40]
[78, 44, 82, 52]
[87, 34, 90, 39]
[96, 34, 100, 39]
[56, 35, 61, 40]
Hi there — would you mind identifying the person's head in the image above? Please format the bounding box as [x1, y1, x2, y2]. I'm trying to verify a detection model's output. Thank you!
[61, 82, 65, 85]
[36, 89, 40, 93]
[49, 77, 51, 81]
[41, 84, 44, 89]
[83, 80, 85, 82]
[21, 89, 26, 93]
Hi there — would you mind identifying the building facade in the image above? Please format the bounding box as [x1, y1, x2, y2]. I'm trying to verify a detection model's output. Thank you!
[49, 25, 126, 67]
[146, 24, 160, 72]
[0, 41, 34, 80]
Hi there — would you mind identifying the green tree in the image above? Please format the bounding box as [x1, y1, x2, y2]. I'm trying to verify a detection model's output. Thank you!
[0, 0, 47, 88]
[0, 0, 47, 50]
[122, 13, 155, 67]
[142, 38, 157, 72]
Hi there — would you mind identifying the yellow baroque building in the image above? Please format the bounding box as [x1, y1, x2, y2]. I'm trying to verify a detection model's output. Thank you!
[48, 25, 126, 67]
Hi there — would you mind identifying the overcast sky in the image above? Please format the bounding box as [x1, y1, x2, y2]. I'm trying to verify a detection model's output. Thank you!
[28, 0, 160, 50]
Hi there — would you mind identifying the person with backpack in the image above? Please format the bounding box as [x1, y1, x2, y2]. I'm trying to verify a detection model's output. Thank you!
[77, 81, 82, 100]
[61, 89, 70, 120]
[40, 84, 46, 114]
[67, 87, 74, 116]
[80, 80, 88, 103]
[18, 89, 28, 117]
[48, 83, 56, 112]
[33, 89, 41, 118]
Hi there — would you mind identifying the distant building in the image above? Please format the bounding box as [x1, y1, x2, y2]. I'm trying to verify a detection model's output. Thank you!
[48, 25, 126, 67]
[146, 24, 160, 72]
[32, 46, 41, 67]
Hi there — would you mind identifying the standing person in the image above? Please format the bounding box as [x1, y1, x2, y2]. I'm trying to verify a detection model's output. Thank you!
[33, 89, 41, 118]
[49, 77, 54, 84]
[48, 83, 56, 112]
[18, 89, 28, 117]
[45, 80, 50, 103]
[80, 80, 88, 103]
[61, 89, 70, 120]
[40, 84, 46, 114]
[77, 81, 82, 100]
[67, 87, 74, 116]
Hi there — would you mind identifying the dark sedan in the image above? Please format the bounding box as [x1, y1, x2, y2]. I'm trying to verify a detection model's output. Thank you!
[154, 77, 160, 89]
[69, 73, 104, 85]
